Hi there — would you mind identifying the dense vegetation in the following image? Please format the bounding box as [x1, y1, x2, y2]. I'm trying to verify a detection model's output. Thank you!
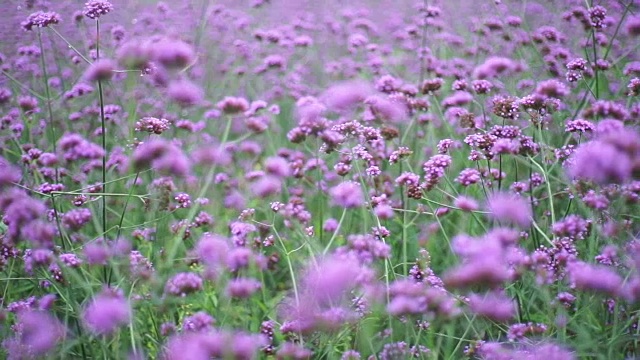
[1, 0, 640, 359]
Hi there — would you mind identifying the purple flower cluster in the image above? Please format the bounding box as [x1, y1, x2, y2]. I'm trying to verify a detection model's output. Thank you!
[21, 11, 61, 31]
[82, 288, 131, 335]
[83, 0, 113, 19]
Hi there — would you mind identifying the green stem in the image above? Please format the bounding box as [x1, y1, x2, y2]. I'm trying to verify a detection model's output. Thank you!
[323, 207, 347, 255]
[95, 19, 108, 236]
[48, 26, 92, 64]
[0, 70, 46, 100]
[37, 30, 58, 181]
[115, 171, 141, 241]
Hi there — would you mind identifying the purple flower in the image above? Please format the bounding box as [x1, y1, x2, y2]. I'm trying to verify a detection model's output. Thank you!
[0, 189, 47, 243]
[58, 133, 104, 161]
[626, 15, 640, 36]
[468, 291, 516, 322]
[276, 342, 313, 359]
[83, 241, 111, 265]
[196, 234, 229, 270]
[163, 331, 267, 360]
[84, 0, 114, 19]
[442, 91, 473, 107]
[116, 40, 151, 70]
[567, 139, 632, 185]
[83, 59, 115, 82]
[250, 175, 282, 198]
[21, 11, 61, 31]
[182, 311, 215, 332]
[535, 79, 569, 98]
[150, 38, 195, 69]
[455, 168, 481, 186]
[62, 208, 92, 231]
[329, 182, 364, 208]
[226, 278, 262, 299]
[60, 253, 83, 268]
[454, 196, 479, 212]
[135, 117, 171, 135]
[216, 96, 250, 114]
[589, 5, 607, 29]
[83, 289, 131, 335]
[507, 322, 547, 341]
[567, 261, 623, 296]
[167, 80, 203, 107]
[364, 95, 408, 123]
[565, 119, 595, 133]
[486, 193, 532, 228]
[342, 350, 362, 359]
[472, 80, 493, 94]
[3, 310, 66, 357]
[552, 215, 590, 240]
[280, 255, 371, 334]
[477, 341, 574, 359]
[165, 272, 204, 296]
[264, 157, 291, 178]
[321, 80, 373, 112]
[0, 156, 21, 189]
[444, 255, 511, 289]
[473, 57, 519, 79]
[132, 139, 190, 177]
[129, 251, 154, 280]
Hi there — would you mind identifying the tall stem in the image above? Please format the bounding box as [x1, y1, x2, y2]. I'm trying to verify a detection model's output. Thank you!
[37, 29, 67, 250]
[37, 30, 58, 181]
[96, 19, 108, 238]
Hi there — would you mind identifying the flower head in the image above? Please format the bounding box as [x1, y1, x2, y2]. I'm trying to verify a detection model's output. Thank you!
[84, 0, 114, 19]
[486, 192, 532, 228]
[329, 182, 365, 208]
[21, 11, 61, 31]
[83, 289, 131, 335]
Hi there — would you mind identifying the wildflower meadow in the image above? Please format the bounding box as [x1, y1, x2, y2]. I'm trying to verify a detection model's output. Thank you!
[2, 0, 640, 359]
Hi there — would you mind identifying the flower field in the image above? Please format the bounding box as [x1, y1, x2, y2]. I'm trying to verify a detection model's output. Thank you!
[1, 0, 640, 359]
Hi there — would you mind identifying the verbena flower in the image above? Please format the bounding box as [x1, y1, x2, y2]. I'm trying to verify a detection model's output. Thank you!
[131, 139, 190, 177]
[226, 277, 262, 299]
[2, 310, 66, 357]
[567, 261, 623, 296]
[165, 272, 204, 296]
[21, 11, 61, 31]
[167, 80, 203, 107]
[83, 59, 115, 82]
[486, 192, 532, 228]
[468, 291, 516, 322]
[329, 181, 364, 208]
[83, 288, 131, 335]
[83, 0, 114, 19]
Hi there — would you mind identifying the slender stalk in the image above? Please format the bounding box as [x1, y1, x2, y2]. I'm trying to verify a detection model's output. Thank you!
[115, 171, 141, 241]
[0, 70, 46, 100]
[37, 30, 58, 181]
[323, 207, 347, 255]
[591, 28, 599, 99]
[95, 19, 108, 238]
[497, 154, 503, 191]
[402, 190, 409, 276]
[48, 26, 92, 64]
[36, 29, 69, 252]
[418, 0, 429, 85]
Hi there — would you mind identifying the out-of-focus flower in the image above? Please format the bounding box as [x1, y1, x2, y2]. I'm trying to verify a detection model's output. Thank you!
[83, 288, 131, 335]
